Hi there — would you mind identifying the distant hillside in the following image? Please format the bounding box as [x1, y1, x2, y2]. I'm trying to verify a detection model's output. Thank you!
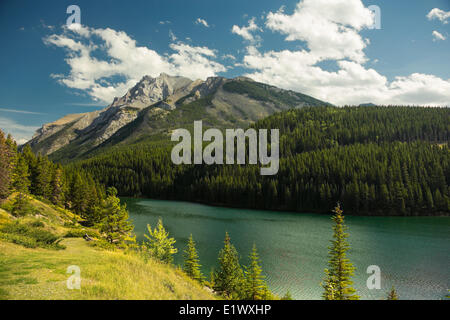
[27, 74, 330, 162]
[72, 106, 450, 216]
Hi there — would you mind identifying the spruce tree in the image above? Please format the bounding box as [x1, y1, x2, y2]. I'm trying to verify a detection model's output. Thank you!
[143, 218, 177, 264]
[34, 155, 51, 198]
[214, 232, 245, 299]
[387, 286, 399, 300]
[12, 155, 30, 194]
[183, 234, 204, 283]
[69, 173, 89, 215]
[0, 130, 13, 199]
[322, 203, 359, 300]
[98, 187, 135, 246]
[50, 166, 64, 206]
[11, 155, 31, 216]
[244, 244, 270, 300]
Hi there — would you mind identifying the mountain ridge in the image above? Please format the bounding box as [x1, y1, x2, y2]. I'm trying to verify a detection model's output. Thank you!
[27, 74, 331, 160]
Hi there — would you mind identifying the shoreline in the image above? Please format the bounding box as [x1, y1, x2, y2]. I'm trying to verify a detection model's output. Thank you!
[120, 196, 450, 218]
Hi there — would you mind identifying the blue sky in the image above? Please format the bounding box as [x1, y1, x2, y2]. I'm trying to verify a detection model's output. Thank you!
[0, 0, 449, 143]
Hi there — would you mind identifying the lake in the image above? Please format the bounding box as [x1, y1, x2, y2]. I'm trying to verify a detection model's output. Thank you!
[123, 198, 450, 300]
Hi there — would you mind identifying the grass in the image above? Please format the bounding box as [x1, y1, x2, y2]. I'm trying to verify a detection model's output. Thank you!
[0, 195, 216, 300]
[0, 239, 215, 300]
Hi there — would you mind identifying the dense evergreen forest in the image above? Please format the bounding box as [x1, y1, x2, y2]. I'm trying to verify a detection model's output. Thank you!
[0, 130, 105, 220]
[70, 106, 449, 216]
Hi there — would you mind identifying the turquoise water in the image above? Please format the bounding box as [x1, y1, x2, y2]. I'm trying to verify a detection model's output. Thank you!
[123, 198, 450, 300]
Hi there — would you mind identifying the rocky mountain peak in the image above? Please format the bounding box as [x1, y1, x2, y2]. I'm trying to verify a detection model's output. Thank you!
[27, 74, 330, 158]
[111, 73, 193, 109]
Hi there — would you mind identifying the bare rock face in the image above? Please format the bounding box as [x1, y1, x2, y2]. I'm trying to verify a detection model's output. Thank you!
[194, 76, 227, 97]
[28, 73, 328, 158]
[111, 73, 193, 109]
[28, 111, 103, 155]
[29, 73, 195, 154]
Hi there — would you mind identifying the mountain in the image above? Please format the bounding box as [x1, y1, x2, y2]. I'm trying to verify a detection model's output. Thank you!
[359, 103, 377, 107]
[27, 73, 330, 161]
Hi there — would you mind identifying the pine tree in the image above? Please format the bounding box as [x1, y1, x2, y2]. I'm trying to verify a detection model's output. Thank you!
[11, 155, 31, 217]
[214, 232, 245, 299]
[50, 166, 64, 206]
[12, 155, 30, 194]
[322, 203, 359, 300]
[34, 155, 51, 198]
[98, 187, 135, 246]
[69, 173, 90, 216]
[243, 244, 270, 300]
[143, 218, 177, 264]
[0, 130, 13, 199]
[183, 234, 204, 283]
[387, 286, 399, 300]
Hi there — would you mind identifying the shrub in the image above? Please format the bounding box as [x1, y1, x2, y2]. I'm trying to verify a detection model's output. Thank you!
[28, 220, 45, 228]
[142, 219, 177, 264]
[63, 229, 85, 238]
[0, 222, 65, 250]
[0, 233, 37, 248]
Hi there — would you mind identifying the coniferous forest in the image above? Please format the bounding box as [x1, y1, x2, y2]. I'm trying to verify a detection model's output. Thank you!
[69, 106, 449, 216]
[0, 131, 106, 220]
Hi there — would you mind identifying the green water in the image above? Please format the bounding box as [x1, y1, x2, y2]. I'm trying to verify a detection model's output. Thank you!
[123, 198, 450, 300]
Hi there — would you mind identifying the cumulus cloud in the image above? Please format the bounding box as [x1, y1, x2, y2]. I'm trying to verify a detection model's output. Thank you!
[266, 0, 374, 63]
[168, 43, 226, 79]
[427, 8, 450, 24]
[432, 30, 446, 41]
[44, 24, 226, 103]
[240, 0, 450, 106]
[232, 18, 261, 43]
[195, 18, 210, 28]
[222, 54, 236, 60]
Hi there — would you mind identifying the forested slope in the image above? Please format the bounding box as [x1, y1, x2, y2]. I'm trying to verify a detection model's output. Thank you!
[73, 106, 449, 216]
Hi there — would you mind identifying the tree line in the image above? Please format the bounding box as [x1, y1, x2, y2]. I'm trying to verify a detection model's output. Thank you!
[73, 106, 450, 216]
[0, 130, 105, 221]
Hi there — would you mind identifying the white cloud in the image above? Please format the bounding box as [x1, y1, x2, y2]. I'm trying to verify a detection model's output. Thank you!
[432, 30, 446, 41]
[222, 54, 236, 60]
[0, 108, 45, 115]
[0, 117, 39, 144]
[168, 43, 226, 80]
[232, 17, 261, 43]
[266, 0, 374, 63]
[240, 0, 450, 106]
[427, 8, 450, 24]
[195, 18, 210, 28]
[44, 25, 226, 103]
[169, 30, 177, 41]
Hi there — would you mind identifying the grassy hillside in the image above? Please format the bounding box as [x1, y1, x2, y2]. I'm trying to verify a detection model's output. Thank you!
[0, 196, 215, 300]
